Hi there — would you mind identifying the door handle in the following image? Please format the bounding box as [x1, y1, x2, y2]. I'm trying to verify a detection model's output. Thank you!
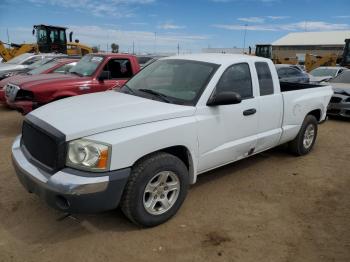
[243, 108, 257, 116]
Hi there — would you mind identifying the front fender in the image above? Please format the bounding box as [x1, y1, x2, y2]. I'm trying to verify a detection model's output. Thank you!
[84, 117, 199, 183]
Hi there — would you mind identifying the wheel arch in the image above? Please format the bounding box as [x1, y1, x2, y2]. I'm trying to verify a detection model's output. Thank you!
[133, 145, 196, 184]
[307, 108, 322, 122]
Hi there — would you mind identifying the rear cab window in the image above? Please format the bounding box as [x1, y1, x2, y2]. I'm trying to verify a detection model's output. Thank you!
[255, 62, 274, 96]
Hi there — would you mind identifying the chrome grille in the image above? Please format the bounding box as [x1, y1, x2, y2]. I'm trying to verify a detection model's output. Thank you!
[5, 83, 20, 102]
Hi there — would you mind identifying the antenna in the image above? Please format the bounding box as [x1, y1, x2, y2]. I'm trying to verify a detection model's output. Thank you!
[243, 24, 248, 54]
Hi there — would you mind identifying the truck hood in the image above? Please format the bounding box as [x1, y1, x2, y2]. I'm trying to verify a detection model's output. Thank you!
[29, 91, 196, 140]
[0, 64, 26, 72]
[309, 75, 332, 83]
[330, 83, 350, 95]
[13, 73, 84, 89]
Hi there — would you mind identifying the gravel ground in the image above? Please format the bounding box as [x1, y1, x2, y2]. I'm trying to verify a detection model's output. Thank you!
[0, 104, 349, 262]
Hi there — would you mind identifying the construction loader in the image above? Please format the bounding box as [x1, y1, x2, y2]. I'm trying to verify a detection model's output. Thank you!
[0, 24, 92, 62]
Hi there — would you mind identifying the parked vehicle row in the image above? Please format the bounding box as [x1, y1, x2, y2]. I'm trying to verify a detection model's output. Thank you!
[1, 53, 140, 114]
[1, 53, 349, 121]
[11, 54, 332, 226]
[0, 53, 69, 80]
[0, 58, 78, 102]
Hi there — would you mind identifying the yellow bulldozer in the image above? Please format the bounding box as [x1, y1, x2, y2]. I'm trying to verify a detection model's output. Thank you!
[0, 24, 92, 62]
[255, 40, 350, 71]
[340, 38, 350, 68]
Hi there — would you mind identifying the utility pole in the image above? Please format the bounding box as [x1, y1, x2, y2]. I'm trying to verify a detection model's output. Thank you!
[132, 41, 135, 55]
[177, 43, 180, 55]
[6, 28, 10, 43]
[154, 32, 157, 55]
[243, 24, 247, 54]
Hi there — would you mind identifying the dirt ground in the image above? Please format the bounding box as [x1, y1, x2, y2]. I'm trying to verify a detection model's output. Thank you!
[0, 104, 349, 262]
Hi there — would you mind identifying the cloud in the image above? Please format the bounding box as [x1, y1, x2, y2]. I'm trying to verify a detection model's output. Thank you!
[130, 22, 149, 26]
[238, 17, 265, 23]
[158, 23, 186, 30]
[213, 24, 275, 31]
[266, 16, 290, 20]
[334, 15, 350, 19]
[210, 0, 279, 2]
[236, 15, 289, 24]
[213, 21, 350, 32]
[26, 0, 156, 17]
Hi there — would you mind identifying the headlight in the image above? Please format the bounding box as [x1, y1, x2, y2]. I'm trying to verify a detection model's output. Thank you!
[66, 139, 111, 172]
[3, 72, 15, 78]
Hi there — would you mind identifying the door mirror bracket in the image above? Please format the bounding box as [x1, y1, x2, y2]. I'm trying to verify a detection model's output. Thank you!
[207, 91, 242, 106]
[98, 71, 110, 81]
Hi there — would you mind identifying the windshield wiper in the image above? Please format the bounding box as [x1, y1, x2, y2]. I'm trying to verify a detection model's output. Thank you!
[138, 88, 172, 103]
[120, 84, 135, 94]
[70, 71, 83, 77]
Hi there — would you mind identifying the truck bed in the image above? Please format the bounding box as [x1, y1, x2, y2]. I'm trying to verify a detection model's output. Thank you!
[280, 81, 324, 92]
[278, 82, 333, 145]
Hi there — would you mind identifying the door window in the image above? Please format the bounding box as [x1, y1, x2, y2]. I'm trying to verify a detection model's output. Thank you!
[255, 62, 274, 96]
[215, 63, 253, 99]
[103, 59, 133, 79]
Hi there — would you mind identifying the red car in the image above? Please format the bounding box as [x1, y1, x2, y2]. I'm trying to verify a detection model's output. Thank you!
[4, 54, 140, 114]
[0, 58, 78, 103]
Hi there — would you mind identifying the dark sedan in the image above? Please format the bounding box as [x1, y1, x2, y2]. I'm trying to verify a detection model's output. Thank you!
[275, 64, 310, 83]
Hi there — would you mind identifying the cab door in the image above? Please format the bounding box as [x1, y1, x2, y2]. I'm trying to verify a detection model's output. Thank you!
[254, 62, 283, 153]
[197, 62, 259, 173]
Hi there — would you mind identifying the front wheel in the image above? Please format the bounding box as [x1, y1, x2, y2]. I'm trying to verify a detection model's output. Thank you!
[121, 152, 189, 227]
[288, 115, 318, 156]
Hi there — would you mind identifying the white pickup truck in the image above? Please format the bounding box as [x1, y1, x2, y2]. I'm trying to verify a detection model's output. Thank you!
[12, 54, 333, 227]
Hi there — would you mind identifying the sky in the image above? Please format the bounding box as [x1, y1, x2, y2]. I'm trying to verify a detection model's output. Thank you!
[0, 0, 350, 54]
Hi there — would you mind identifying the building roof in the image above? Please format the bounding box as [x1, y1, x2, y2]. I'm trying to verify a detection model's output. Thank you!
[272, 31, 350, 46]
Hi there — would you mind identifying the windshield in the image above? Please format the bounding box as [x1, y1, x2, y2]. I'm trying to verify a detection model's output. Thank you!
[27, 57, 55, 70]
[329, 70, 350, 83]
[69, 55, 103, 76]
[310, 68, 338, 77]
[27, 60, 60, 75]
[123, 59, 219, 105]
[6, 53, 32, 64]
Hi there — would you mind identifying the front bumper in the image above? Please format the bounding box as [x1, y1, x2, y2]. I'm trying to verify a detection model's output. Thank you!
[12, 136, 130, 213]
[0, 89, 5, 103]
[327, 103, 350, 118]
[6, 100, 37, 114]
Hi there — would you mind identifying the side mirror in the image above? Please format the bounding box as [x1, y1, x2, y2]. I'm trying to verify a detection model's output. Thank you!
[98, 71, 110, 81]
[32, 29, 35, 36]
[207, 91, 242, 106]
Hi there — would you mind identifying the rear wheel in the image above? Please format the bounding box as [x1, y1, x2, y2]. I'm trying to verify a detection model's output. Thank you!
[121, 152, 189, 227]
[289, 115, 318, 156]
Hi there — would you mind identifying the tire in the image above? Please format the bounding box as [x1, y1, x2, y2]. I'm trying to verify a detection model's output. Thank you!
[288, 115, 318, 156]
[121, 152, 189, 227]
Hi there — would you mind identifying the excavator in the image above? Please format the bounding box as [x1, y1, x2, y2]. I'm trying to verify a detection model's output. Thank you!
[340, 38, 350, 68]
[0, 24, 92, 62]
